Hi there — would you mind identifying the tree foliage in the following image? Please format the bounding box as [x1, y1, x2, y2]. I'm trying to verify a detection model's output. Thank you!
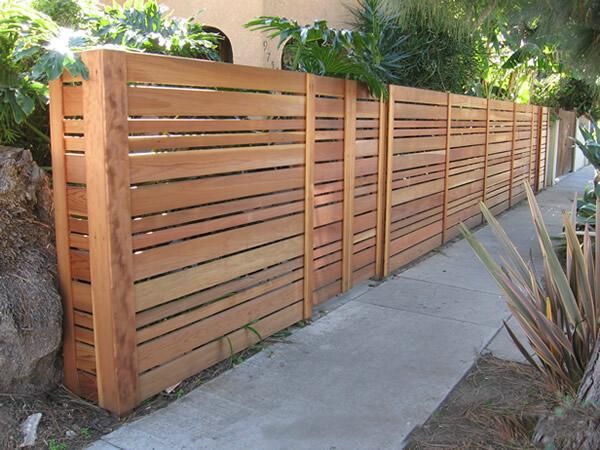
[32, 0, 99, 28]
[385, 18, 486, 94]
[535, 76, 600, 119]
[248, 0, 488, 97]
[386, 0, 600, 110]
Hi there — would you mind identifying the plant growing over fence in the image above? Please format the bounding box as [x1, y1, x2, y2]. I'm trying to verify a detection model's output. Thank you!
[0, 2, 88, 158]
[461, 183, 599, 393]
[92, 0, 220, 60]
[0, 0, 220, 165]
[535, 76, 600, 120]
[246, 0, 409, 99]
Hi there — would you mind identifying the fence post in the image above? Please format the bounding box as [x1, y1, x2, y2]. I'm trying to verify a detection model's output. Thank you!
[535, 106, 544, 192]
[342, 80, 357, 291]
[375, 97, 388, 279]
[441, 93, 452, 243]
[541, 107, 548, 189]
[82, 49, 138, 415]
[382, 87, 395, 277]
[482, 98, 491, 205]
[528, 105, 535, 188]
[508, 102, 517, 207]
[49, 78, 80, 394]
[303, 74, 315, 319]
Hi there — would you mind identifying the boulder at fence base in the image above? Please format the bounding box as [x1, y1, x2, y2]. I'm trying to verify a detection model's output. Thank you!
[0, 146, 62, 393]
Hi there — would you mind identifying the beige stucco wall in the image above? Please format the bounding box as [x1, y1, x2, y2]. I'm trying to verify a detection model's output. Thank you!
[127, 0, 357, 68]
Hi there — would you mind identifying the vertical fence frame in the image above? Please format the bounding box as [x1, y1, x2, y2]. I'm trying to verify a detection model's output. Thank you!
[529, 105, 535, 187]
[382, 87, 395, 278]
[82, 50, 138, 414]
[441, 93, 453, 243]
[540, 107, 548, 190]
[303, 74, 316, 319]
[49, 78, 80, 394]
[535, 106, 544, 192]
[508, 102, 517, 207]
[49, 49, 551, 414]
[482, 98, 491, 205]
[374, 98, 388, 279]
[342, 80, 357, 291]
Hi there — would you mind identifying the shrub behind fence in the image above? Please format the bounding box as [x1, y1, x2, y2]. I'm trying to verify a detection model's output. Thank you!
[49, 49, 548, 414]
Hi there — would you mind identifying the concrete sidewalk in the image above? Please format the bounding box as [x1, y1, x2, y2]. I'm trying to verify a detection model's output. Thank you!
[90, 167, 594, 450]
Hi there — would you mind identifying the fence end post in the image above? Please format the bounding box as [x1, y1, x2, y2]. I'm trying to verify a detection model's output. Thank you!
[82, 49, 138, 415]
[49, 77, 80, 394]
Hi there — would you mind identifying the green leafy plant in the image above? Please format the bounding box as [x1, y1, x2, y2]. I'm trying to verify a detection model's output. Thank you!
[386, 0, 600, 80]
[347, 0, 409, 87]
[246, 17, 381, 96]
[92, 0, 220, 60]
[48, 439, 68, 450]
[573, 123, 600, 233]
[0, 2, 90, 150]
[0, 1, 95, 163]
[246, 1, 409, 99]
[577, 186, 597, 229]
[0, 0, 220, 165]
[79, 426, 92, 439]
[535, 76, 600, 119]
[577, 123, 600, 175]
[461, 182, 599, 393]
[32, 0, 99, 28]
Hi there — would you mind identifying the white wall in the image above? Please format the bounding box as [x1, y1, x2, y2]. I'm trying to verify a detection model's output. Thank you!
[574, 117, 591, 171]
[545, 118, 560, 186]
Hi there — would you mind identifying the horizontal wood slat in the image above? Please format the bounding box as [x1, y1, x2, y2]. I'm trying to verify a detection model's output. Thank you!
[126, 52, 306, 93]
[128, 86, 305, 117]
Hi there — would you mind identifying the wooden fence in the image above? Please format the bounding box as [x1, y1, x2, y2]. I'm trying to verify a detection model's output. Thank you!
[49, 49, 549, 415]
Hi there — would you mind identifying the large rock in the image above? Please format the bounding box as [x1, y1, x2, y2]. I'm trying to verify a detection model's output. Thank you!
[0, 146, 61, 393]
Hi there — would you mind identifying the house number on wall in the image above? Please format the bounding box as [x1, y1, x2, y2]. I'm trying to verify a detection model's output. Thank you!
[263, 40, 276, 69]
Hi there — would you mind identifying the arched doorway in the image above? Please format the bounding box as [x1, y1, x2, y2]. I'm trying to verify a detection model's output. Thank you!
[204, 26, 234, 63]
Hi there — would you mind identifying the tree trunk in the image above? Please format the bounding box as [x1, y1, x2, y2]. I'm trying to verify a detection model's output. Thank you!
[579, 338, 600, 406]
[533, 337, 600, 449]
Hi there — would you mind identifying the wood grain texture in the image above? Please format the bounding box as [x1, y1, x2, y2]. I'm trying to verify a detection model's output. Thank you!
[49, 78, 80, 393]
[135, 236, 304, 311]
[508, 103, 517, 206]
[539, 108, 548, 190]
[128, 86, 304, 117]
[382, 90, 394, 277]
[126, 51, 306, 93]
[342, 80, 357, 291]
[138, 302, 302, 400]
[528, 108, 535, 188]
[441, 93, 453, 243]
[82, 50, 138, 415]
[133, 214, 303, 280]
[375, 99, 387, 279]
[304, 74, 315, 317]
